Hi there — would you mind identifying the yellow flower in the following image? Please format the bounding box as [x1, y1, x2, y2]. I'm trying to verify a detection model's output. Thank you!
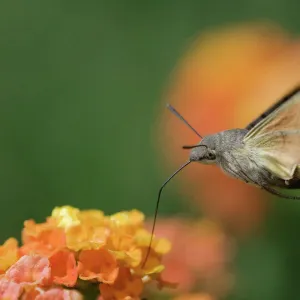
[79, 209, 104, 226]
[109, 210, 144, 230]
[65, 224, 108, 251]
[0, 238, 19, 272]
[134, 229, 171, 255]
[52, 205, 81, 229]
[51, 206, 109, 251]
[112, 246, 143, 269]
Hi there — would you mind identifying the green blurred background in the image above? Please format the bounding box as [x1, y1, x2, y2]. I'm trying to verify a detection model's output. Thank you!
[1, 1, 300, 299]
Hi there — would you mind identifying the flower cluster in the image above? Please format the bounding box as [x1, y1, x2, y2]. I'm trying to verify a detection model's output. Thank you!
[0, 206, 171, 299]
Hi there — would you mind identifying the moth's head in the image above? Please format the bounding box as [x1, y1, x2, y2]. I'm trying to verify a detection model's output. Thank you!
[187, 139, 217, 164]
[143, 104, 218, 268]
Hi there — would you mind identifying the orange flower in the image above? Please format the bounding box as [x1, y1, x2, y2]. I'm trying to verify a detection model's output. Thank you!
[100, 267, 143, 300]
[0, 238, 19, 273]
[49, 250, 78, 287]
[159, 22, 295, 234]
[5, 255, 51, 287]
[147, 218, 234, 296]
[19, 242, 55, 257]
[78, 248, 119, 284]
[236, 43, 300, 127]
[22, 219, 66, 256]
[147, 219, 196, 292]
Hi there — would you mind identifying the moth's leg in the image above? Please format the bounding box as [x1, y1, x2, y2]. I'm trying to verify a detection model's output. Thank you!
[232, 169, 250, 184]
[261, 185, 300, 200]
[220, 152, 251, 183]
[230, 153, 300, 200]
[284, 178, 300, 189]
[229, 153, 258, 185]
[222, 165, 249, 182]
[248, 158, 300, 199]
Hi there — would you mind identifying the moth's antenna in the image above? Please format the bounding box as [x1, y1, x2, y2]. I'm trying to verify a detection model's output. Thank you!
[167, 104, 203, 139]
[142, 160, 192, 268]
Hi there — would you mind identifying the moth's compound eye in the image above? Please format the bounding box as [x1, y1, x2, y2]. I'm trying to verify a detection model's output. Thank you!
[207, 152, 216, 160]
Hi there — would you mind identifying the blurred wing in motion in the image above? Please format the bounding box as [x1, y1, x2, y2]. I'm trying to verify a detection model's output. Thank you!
[244, 87, 300, 180]
[245, 86, 300, 131]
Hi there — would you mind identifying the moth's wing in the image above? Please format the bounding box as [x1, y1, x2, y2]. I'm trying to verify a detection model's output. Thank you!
[245, 131, 300, 180]
[245, 86, 300, 131]
[244, 88, 300, 180]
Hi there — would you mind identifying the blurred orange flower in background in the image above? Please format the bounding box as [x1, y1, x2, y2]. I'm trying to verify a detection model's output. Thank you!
[159, 22, 300, 235]
[173, 293, 215, 300]
[146, 218, 234, 299]
[0, 206, 171, 299]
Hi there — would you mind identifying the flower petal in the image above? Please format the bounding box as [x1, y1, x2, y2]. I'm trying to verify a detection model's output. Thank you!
[22, 219, 66, 253]
[35, 288, 83, 300]
[21, 287, 42, 300]
[66, 225, 107, 251]
[19, 242, 55, 257]
[112, 247, 142, 268]
[6, 255, 51, 286]
[78, 248, 118, 283]
[0, 278, 23, 300]
[100, 267, 143, 299]
[79, 209, 104, 226]
[0, 238, 19, 272]
[134, 229, 171, 255]
[110, 210, 144, 227]
[52, 206, 81, 229]
[49, 250, 78, 287]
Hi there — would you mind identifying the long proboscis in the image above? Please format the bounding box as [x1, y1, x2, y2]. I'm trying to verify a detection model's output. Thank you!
[142, 160, 192, 268]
